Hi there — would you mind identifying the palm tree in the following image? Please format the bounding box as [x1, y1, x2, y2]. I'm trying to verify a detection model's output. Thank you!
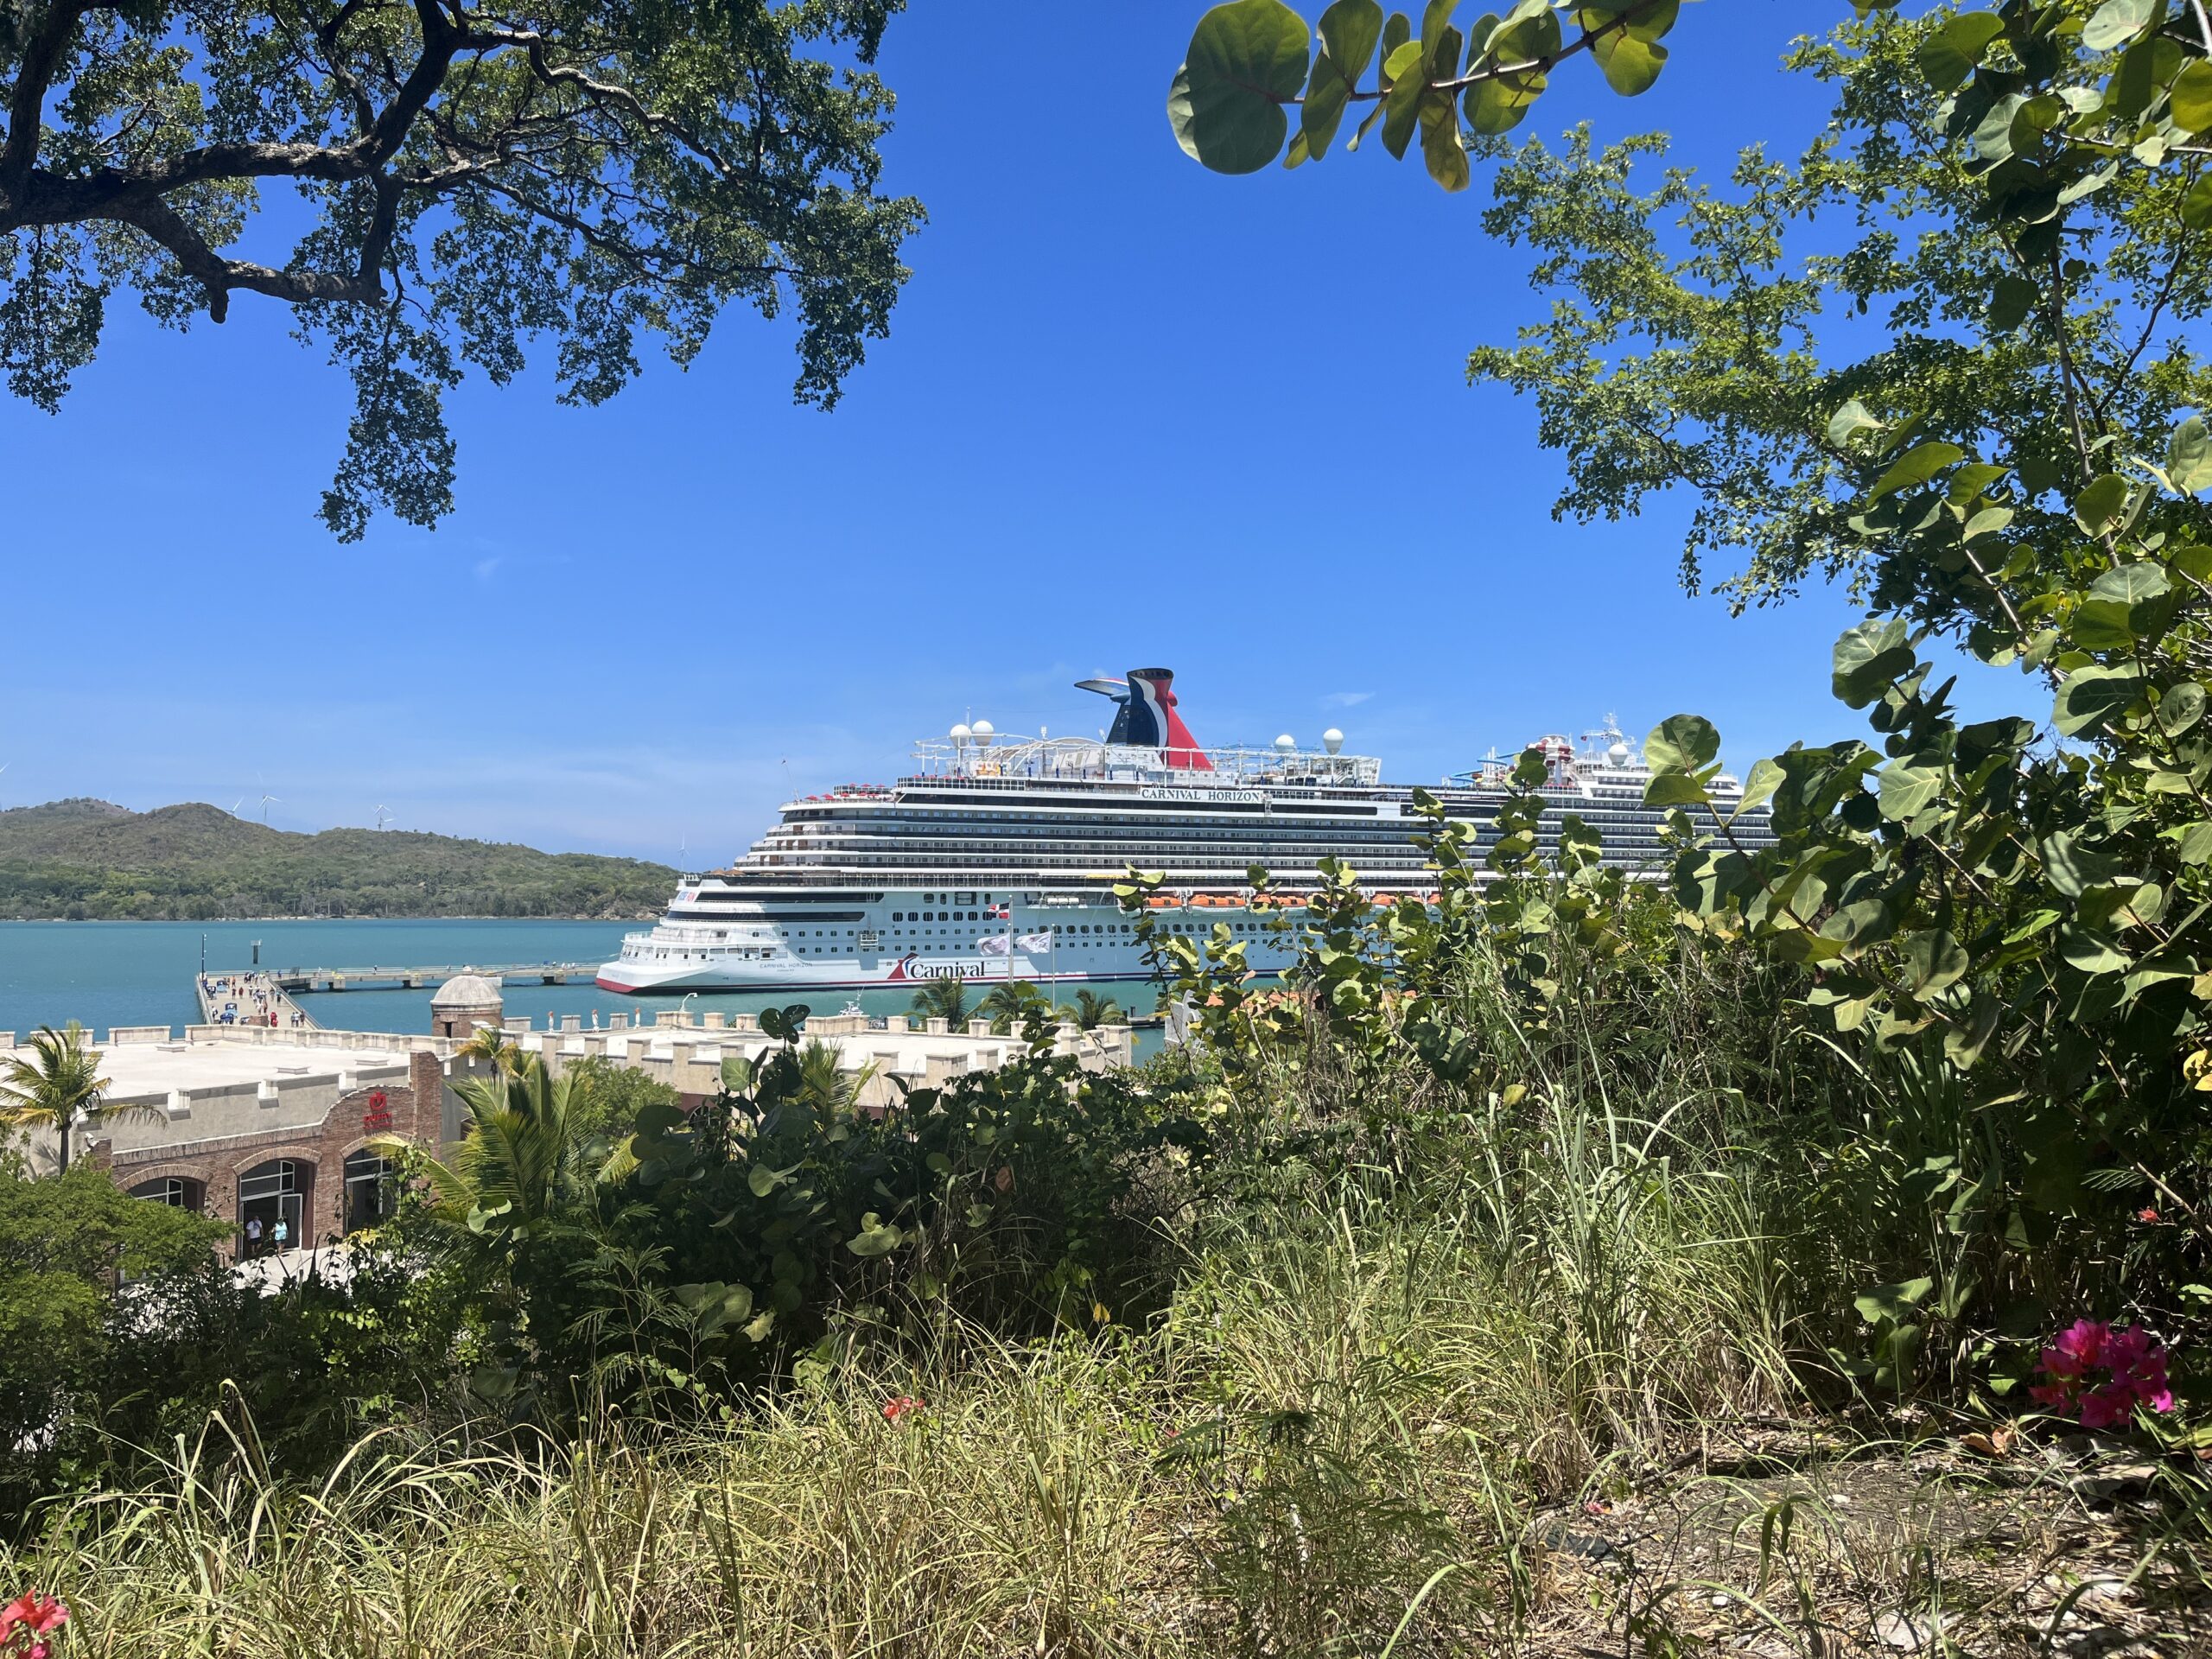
[0, 1023, 162, 1175]
[456, 1020, 523, 1075]
[910, 977, 971, 1027]
[977, 982, 1050, 1034]
[794, 1038, 876, 1114]
[1071, 989, 1124, 1030]
[375, 1053, 583, 1235]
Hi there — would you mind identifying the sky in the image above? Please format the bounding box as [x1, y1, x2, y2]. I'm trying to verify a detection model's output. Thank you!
[0, 2, 2029, 864]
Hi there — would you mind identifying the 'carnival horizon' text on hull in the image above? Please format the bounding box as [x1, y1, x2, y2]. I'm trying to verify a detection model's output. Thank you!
[594, 669, 1774, 994]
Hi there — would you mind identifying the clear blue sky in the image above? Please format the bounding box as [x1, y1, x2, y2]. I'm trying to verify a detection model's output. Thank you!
[0, 3, 2020, 863]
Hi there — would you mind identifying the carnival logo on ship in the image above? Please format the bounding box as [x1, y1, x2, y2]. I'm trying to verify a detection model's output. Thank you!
[883, 953, 987, 982]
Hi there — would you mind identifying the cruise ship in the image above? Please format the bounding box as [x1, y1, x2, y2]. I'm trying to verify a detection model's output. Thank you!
[594, 669, 1774, 994]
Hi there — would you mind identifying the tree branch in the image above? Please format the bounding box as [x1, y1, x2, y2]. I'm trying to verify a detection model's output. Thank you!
[0, 1, 95, 210]
[109, 189, 383, 321]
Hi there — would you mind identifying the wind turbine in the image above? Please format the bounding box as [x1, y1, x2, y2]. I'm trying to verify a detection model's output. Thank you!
[229, 796, 245, 815]
[374, 804, 391, 830]
[0, 762, 9, 810]
[258, 791, 281, 824]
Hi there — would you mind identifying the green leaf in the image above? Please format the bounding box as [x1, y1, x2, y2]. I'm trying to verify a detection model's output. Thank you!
[1419, 96, 1469, 191]
[2181, 174, 2212, 231]
[1319, 0, 1386, 77]
[1465, 67, 1545, 132]
[2060, 926, 2128, 976]
[1301, 53, 1352, 156]
[1833, 619, 1917, 708]
[1591, 29, 1666, 94]
[2072, 597, 2139, 651]
[1643, 771, 1711, 807]
[1987, 273, 2037, 332]
[2175, 59, 2212, 132]
[2073, 473, 2131, 535]
[1169, 0, 1313, 175]
[2158, 681, 2207, 737]
[2089, 560, 2171, 613]
[1733, 756, 1784, 819]
[1878, 764, 1945, 822]
[2082, 0, 2155, 52]
[1421, 0, 1461, 73]
[1855, 1277, 1935, 1325]
[2170, 416, 2212, 493]
[1380, 38, 1427, 157]
[1644, 713, 1720, 772]
[2169, 821, 2212, 865]
[1867, 441, 1961, 501]
[1827, 399, 1882, 450]
[1485, 0, 1560, 61]
[1916, 11, 2005, 91]
[845, 1211, 905, 1257]
[2041, 831, 2117, 899]
[1904, 928, 1968, 994]
[2052, 664, 2145, 737]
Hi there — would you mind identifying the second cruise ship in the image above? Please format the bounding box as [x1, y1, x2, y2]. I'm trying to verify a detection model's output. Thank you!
[594, 668, 1772, 994]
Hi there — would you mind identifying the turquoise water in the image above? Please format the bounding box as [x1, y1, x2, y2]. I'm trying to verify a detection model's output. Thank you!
[0, 919, 1158, 1042]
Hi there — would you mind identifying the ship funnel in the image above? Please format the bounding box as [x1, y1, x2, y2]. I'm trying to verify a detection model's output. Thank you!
[1120, 668, 1213, 772]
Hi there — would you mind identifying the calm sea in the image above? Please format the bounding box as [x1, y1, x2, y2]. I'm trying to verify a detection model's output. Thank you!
[0, 919, 1157, 1044]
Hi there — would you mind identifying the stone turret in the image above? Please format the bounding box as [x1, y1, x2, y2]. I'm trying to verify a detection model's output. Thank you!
[429, 973, 503, 1039]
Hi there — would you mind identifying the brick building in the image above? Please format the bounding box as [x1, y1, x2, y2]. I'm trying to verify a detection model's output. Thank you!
[88, 1046, 451, 1254]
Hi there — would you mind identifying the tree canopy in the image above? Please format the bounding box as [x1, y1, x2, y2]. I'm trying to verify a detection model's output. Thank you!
[0, 0, 924, 537]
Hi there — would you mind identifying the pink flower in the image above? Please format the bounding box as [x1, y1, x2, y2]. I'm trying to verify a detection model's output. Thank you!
[2139, 1207, 2161, 1224]
[0, 1593, 65, 1639]
[881, 1395, 923, 1424]
[2031, 1319, 2174, 1427]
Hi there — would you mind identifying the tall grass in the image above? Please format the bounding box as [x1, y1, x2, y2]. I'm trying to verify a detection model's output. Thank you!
[5, 1000, 1855, 1656]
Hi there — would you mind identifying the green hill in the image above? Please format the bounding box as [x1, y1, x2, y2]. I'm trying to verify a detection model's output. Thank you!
[0, 800, 678, 920]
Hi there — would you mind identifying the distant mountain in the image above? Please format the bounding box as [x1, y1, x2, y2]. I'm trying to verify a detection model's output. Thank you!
[0, 800, 677, 921]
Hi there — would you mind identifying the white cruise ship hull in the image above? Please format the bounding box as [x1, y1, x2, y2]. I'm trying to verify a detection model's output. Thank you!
[594, 953, 1157, 995]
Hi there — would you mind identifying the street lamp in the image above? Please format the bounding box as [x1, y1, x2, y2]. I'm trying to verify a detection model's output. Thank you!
[680, 991, 699, 1028]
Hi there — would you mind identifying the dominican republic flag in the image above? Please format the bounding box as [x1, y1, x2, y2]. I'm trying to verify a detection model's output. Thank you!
[986, 904, 1010, 919]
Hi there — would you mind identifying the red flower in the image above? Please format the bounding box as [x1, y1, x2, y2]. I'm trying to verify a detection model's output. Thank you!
[2139, 1207, 2160, 1224]
[881, 1395, 923, 1423]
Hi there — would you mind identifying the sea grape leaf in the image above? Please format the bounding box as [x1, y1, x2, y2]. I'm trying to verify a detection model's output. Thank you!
[1170, 0, 1313, 175]
[1644, 713, 1720, 773]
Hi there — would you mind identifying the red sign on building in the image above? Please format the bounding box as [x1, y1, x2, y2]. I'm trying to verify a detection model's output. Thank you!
[360, 1090, 394, 1134]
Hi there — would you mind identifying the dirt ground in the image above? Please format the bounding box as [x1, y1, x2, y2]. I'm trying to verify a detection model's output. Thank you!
[1522, 1421, 2212, 1657]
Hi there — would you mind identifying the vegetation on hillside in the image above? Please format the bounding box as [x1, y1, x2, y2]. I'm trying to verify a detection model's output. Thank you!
[0, 799, 676, 920]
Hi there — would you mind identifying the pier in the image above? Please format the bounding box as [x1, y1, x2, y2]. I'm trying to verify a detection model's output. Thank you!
[256, 962, 604, 994]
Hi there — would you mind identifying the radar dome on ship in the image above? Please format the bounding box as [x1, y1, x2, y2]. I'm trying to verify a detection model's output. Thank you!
[971, 720, 995, 746]
[1274, 734, 1296, 753]
[950, 722, 971, 743]
[1323, 728, 1344, 754]
[1608, 741, 1631, 766]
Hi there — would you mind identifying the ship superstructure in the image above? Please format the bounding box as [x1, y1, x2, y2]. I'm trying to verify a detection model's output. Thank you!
[594, 672, 1773, 994]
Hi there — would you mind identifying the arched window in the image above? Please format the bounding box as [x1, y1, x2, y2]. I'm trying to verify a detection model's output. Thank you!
[129, 1175, 203, 1211]
[238, 1159, 308, 1256]
[342, 1149, 395, 1235]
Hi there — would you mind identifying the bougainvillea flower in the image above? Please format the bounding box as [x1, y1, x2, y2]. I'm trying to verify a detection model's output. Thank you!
[2031, 1319, 2174, 1427]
